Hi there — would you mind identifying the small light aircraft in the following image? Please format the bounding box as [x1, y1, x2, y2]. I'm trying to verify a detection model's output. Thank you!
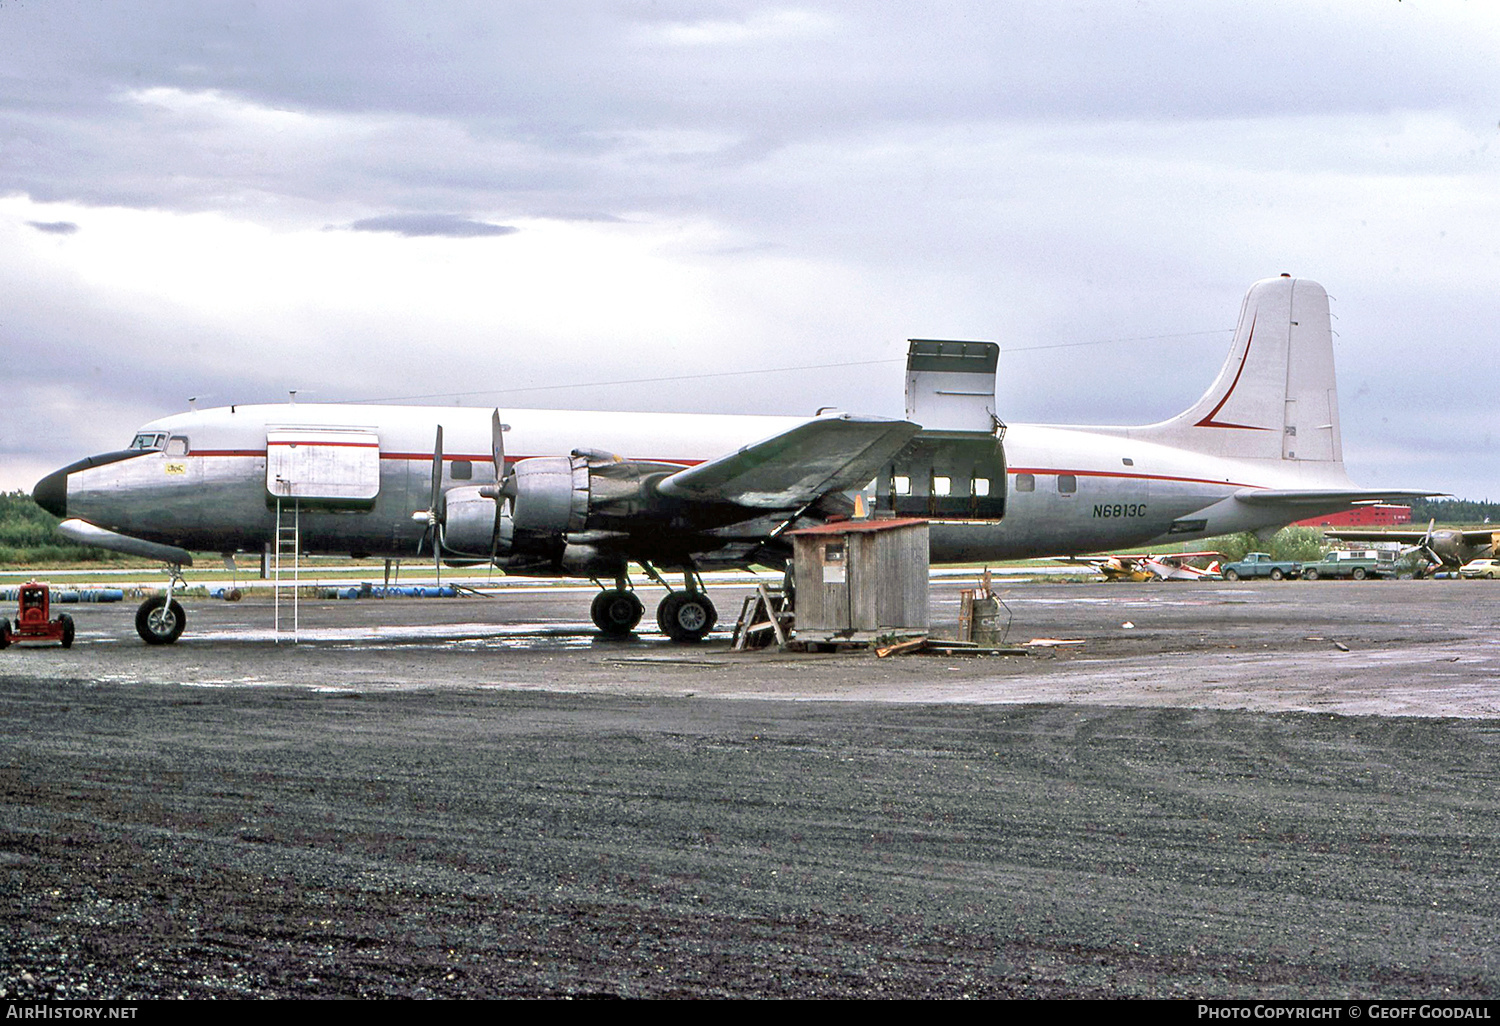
[33, 275, 1432, 644]
[1140, 553, 1224, 581]
[1325, 519, 1498, 576]
[1087, 555, 1156, 582]
[1082, 552, 1223, 582]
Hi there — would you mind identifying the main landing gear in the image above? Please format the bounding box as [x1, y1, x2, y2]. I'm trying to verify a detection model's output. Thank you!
[136, 563, 187, 645]
[589, 566, 718, 643]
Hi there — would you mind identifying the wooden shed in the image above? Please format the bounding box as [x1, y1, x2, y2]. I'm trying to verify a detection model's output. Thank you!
[788, 518, 929, 643]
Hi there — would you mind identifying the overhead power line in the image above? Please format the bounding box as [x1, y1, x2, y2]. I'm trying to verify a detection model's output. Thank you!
[339, 328, 1232, 405]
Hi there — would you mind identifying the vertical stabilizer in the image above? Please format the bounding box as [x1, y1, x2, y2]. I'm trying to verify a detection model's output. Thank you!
[1130, 276, 1342, 465]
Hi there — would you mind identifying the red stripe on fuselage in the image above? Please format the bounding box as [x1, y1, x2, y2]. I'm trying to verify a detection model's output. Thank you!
[183, 449, 706, 466]
[175, 452, 1263, 491]
[266, 440, 379, 448]
[1008, 467, 1262, 490]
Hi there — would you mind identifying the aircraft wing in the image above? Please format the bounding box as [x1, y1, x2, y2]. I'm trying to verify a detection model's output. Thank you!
[656, 415, 921, 509]
[1323, 527, 1500, 545]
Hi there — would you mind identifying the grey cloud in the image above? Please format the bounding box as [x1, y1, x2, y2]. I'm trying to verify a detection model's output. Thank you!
[26, 220, 79, 234]
[2, 1, 1497, 498]
[344, 214, 519, 238]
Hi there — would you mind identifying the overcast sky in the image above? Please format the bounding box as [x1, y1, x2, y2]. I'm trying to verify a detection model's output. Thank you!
[2, 0, 1496, 499]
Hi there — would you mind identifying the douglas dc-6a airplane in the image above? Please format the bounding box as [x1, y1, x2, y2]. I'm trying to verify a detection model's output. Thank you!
[32, 275, 1431, 645]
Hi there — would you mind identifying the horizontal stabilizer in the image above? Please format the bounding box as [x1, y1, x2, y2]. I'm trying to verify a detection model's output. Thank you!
[57, 518, 195, 566]
[1233, 488, 1443, 508]
[658, 415, 921, 509]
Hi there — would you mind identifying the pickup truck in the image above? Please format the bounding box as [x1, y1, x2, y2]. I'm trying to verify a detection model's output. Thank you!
[1299, 549, 1397, 581]
[1220, 552, 1301, 581]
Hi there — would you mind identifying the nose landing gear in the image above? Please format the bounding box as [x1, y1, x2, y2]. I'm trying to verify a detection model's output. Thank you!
[136, 563, 187, 645]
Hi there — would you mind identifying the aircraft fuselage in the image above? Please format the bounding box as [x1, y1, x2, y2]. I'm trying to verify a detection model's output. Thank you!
[37, 402, 1336, 568]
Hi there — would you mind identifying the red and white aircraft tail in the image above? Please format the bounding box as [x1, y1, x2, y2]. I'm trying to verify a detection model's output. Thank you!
[1117, 275, 1343, 469]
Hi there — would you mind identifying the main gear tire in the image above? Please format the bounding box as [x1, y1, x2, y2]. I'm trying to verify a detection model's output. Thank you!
[136, 596, 186, 645]
[656, 591, 717, 644]
[591, 590, 645, 635]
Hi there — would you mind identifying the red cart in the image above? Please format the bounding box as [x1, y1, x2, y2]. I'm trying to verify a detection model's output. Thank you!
[0, 582, 75, 648]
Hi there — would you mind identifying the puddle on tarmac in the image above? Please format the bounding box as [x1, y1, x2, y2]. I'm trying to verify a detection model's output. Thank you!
[183, 621, 672, 652]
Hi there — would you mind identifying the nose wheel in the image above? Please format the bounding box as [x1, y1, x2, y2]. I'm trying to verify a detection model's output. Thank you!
[136, 562, 187, 645]
[136, 596, 186, 645]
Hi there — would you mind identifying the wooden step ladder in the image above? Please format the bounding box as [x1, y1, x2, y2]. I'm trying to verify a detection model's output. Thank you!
[731, 583, 793, 650]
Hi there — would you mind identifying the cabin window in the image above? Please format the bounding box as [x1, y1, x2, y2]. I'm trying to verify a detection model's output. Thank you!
[166, 436, 189, 457]
[1015, 473, 1034, 492]
[1121, 457, 1134, 466]
[974, 477, 991, 497]
[1057, 474, 1077, 494]
[894, 475, 911, 496]
[932, 475, 951, 497]
[451, 460, 472, 481]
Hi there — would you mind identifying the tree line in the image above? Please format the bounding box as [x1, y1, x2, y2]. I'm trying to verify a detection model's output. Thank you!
[1406, 497, 1498, 526]
[0, 491, 126, 565]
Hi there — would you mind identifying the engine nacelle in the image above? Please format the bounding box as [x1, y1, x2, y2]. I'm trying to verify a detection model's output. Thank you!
[438, 452, 683, 563]
[510, 452, 684, 539]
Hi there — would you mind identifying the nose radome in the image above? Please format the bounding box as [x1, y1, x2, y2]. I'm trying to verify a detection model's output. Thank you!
[32, 469, 68, 518]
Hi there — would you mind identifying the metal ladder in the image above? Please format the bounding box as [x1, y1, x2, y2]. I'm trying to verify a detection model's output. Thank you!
[273, 496, 300, 642]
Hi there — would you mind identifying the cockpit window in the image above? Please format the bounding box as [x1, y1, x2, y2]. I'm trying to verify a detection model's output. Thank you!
[128, 433, 167, 451]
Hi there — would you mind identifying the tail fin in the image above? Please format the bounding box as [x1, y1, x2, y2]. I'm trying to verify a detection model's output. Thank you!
[1130, 276, 1343, 465]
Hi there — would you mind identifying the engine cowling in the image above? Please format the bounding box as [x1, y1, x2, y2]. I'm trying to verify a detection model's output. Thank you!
[439, 485, 511, 556]
[509, 455, 590, 540]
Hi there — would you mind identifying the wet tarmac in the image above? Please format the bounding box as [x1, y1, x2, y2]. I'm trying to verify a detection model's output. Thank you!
[3, 578, 1499, 997]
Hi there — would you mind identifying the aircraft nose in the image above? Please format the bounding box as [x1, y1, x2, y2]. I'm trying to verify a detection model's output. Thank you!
[32, 468, 68, 518]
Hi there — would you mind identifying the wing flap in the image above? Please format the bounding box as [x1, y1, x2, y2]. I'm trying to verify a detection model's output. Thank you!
[657, 415, 921, 509]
